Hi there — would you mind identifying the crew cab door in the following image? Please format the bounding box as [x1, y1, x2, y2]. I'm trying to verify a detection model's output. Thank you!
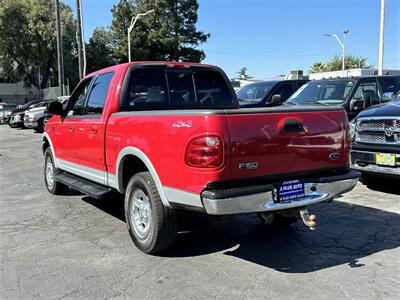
[56, 72, 114, 185]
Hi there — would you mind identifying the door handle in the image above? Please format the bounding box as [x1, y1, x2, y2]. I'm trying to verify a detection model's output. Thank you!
[282, 119, 305, 133]
[68, 127, 75, 133]
[90, 127, 98, 134]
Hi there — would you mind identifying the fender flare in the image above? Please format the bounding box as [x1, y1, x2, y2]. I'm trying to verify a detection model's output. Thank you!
[42, 132, 58, 168]
[114, 147, 171, 207]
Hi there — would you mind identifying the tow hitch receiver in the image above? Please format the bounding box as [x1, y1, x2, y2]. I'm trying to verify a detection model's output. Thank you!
[299, 209, 317, 230]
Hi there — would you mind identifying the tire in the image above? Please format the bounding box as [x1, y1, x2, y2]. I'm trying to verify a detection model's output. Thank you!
[125, 172, 177, 254]
[257, 211, 300, 227]
[35, 118, 44, 133]
[44, 148, 68, 195]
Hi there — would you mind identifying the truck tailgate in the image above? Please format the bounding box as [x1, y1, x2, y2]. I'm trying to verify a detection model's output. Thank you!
[226, 108, 350, 180]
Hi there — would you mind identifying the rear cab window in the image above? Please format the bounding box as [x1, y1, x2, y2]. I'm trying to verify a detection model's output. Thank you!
[120, 66, 236, 110]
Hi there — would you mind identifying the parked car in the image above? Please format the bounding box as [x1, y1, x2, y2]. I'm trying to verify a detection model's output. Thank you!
[351, 91, 400, 180]
[43, 62, 359, 254]
[7, 100, 41, 127]
[43, 96, 70, 128]
[24, 99, 60, 132]
[286, 76, 400, 120]
[0, 103, 17, 124]
[237, 79, 308, 107]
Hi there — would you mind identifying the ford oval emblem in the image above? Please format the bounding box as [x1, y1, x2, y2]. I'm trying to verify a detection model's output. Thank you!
[329, 152, 340, 161]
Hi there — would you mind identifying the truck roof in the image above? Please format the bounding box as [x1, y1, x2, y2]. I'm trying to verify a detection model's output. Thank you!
[85, 61, 216, 78]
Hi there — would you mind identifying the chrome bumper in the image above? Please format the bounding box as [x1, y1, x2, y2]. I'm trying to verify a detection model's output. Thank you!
[351, 150, 400, 177]
[201, 172, 359, 215]
[24, 120, 38, 128]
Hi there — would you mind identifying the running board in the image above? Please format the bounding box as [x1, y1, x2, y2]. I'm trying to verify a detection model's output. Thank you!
[55, 171, 116, 199]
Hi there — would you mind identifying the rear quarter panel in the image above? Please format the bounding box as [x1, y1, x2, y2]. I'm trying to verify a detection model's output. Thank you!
[106, 113, 231, 194]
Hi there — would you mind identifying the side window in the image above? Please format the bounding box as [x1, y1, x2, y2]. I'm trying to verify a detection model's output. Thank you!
[68, 78, 92, 115]
[274, 83, 295, 101]
[84, 72, 114, 115]
[124, 68, 168, 109]
[379, 78, 398, 94]
[352, 80, 380, 105]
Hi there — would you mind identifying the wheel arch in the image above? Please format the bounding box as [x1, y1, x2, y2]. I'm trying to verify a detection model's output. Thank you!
[114, 147, 171, 207]
[42, 133, 58, 168]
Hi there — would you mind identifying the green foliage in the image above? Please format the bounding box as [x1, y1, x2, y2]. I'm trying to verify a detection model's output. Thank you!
[110, 0, 210, 63]
[236, 67, 253, 80]
[0, 0, 78, 89]
[309, 55, 372, 73]
[86, 27, 117, 74]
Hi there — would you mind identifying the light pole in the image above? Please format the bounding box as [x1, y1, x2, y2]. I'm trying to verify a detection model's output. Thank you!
[323, 30, 350, 76]
[378, 0, 385, 75]
[128, 9, 155, 62]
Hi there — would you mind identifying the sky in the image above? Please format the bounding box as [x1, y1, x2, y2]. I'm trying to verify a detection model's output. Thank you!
[63, 0, 400, 79]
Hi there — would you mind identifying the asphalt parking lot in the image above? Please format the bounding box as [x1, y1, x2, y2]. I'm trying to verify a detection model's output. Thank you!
[1, 125, 400, 299]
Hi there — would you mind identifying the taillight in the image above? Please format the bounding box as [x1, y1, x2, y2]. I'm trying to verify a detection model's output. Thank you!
[185, 136, 223, 168]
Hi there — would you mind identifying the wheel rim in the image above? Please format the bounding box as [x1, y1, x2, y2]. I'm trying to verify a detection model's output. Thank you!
[129, 188, 152, 239]
[45, 156, 55, 190]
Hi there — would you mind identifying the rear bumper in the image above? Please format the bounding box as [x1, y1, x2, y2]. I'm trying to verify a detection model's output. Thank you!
[201, 170, 360, 215]
[351, 150, 400, 177]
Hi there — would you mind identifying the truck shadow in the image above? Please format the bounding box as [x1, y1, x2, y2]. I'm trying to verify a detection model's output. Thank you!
[82, 196, 400, 273]
[362, 177, 400, 196]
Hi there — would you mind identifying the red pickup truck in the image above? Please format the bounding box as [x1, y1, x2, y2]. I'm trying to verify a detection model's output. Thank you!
[43, 62, 359, 254]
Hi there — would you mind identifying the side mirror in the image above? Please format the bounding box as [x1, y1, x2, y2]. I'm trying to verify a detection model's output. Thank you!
[270, 94, 282, 106]
[47, 101, 64, 116]
[350, 98, 365, 111]
[381, 92, 395, 102]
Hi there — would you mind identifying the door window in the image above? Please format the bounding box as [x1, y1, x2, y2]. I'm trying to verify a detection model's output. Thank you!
[84, 72, 114, 115]
[68, 78, 93, 115]
[274, 83, 295, 101]
[352, 80, 380, 105]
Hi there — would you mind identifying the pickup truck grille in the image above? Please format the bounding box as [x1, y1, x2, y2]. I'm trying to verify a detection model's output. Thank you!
[355, 119, 400, 145]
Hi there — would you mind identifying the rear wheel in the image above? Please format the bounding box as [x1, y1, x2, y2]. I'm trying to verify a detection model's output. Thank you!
[44, 148, 68, 195]
[125, 172, 177, 254]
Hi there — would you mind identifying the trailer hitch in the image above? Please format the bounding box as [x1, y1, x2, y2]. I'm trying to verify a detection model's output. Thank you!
[299, 208, 317, 230]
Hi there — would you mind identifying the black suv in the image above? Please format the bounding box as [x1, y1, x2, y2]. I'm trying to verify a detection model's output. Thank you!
[237, 79, 308, 107]
[286, 76, 400, 120]
[350, 91, 400, 180]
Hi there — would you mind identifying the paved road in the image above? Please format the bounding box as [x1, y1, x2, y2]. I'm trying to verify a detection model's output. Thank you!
[1, 125, 400, 299]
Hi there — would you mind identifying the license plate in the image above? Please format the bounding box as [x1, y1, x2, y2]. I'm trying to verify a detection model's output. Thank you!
[276, 180, 305, 202]
[375, 153, 396, 166]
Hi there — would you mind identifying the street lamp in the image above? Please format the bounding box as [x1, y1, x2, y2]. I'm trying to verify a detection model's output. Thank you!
[128, 9, 155, 62]
[323, 30, 350, 75]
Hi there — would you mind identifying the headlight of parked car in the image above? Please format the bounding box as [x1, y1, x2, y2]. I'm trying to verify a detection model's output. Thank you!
[15, 115, 21, 121]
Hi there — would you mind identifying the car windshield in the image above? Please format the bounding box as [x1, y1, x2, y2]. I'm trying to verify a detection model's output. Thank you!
[287, 80, 355, 105]
[236, 82, 275, 104]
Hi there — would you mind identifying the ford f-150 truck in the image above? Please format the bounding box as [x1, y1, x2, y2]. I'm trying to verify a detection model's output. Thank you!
[43, 62, 359, 254]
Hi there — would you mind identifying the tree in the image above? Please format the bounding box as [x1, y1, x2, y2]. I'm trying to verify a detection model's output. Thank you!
[309, 54, 372, 73]
[309, 62, 327, 74]
[86, 27, 117, 74]
[110, 0, 209, 63]
[236, 67, 253, 80]
[0, 0, 78, 89]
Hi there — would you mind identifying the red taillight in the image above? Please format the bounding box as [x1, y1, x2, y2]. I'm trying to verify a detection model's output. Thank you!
[185, 136, 223, 168]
